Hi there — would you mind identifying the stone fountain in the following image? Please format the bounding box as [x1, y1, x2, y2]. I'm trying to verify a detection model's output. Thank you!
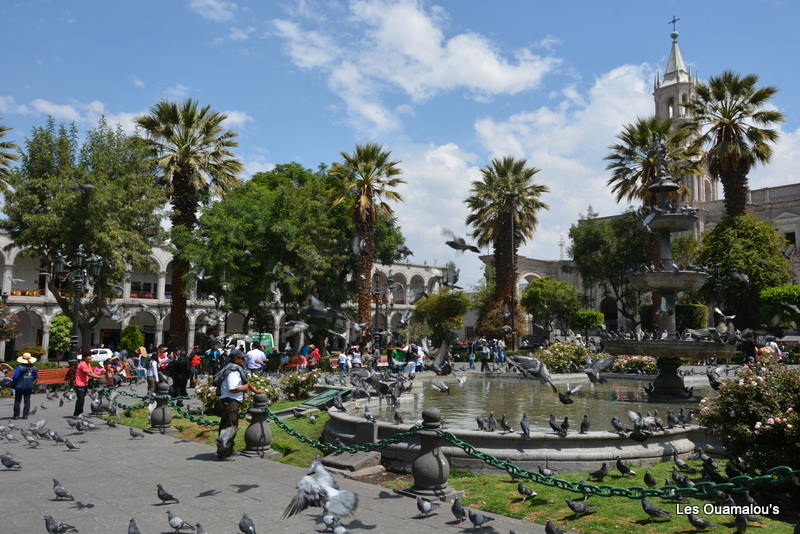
[604, 134, 734, 399]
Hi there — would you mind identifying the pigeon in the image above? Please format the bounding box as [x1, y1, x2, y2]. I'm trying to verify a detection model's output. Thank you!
[309, 414, 317, 425]
[611, 416, 627, 435]
[512, 355, 558, 392]
[674, 453, 697, 473]
[549, 414, 566, 436]
[558, 383, 582, 404]
[519, 413, 530, 440]
[416, 495, 441, 517]
[64, 439, 80, 451]
[442, 229, 480, 253]
[588, 463, 609, 482]
[500, 413, 513, 433]
[641, 497, 672, 521]
[688, 512, 718, 531]
[128, 517, 143, 534]
[363, 406, 376, 424]
[734, 513, 748, 533]
[565, 498, 599, 519]
[332, 395, 347, 412]
[130, 427, 144, 439]
[43, 515, 78, 533]
[239, 512, 256, 534]
[195, 523, 208, 534]
[545, 518, 564, 534]
[1, 452, 20, 470]
[476, 416, 485, 431]
[517, 481, 537, 502]
[538, 464, 558, 477]
[451, 496, 467, 524]
[53, 479, 75, 500]
[643, 470, 657, 489]
[560, 416, 569, 436]
[615, 455, 636, 476]
[281, 456, 358, 519]
[167, 510, 195, 532]
[393, 411, 404, 425]
[430, 379, 449, 394]
[579, 414, 590, 434]
[157, 483, 180, 504]
[487, 412, 497, 432]
[330, 518, 351, 534]
[456, 375, 466, 388]
[467, 509, 494, 531]
[583, 356, 615, 385]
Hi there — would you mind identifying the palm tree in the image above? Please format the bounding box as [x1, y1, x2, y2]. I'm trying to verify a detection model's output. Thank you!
[135, 99, 243, 350]
[0, 118, 20, 192]
[682, 70, 785, 217]
[330, 142, 405, 335]
[465, 157, 549, 342]
[605, 115, 702, 205]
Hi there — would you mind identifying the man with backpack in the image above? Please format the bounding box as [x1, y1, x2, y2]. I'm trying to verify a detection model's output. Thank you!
[213, 349, 264, 460]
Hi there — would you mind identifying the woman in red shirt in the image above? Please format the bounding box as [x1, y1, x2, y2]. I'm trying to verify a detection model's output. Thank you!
[73, 353, 102, 418]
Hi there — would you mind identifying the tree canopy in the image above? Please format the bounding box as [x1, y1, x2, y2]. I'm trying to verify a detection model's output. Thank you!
[697, 214, 793, 328]
[519, 276, 581, 339]
[563, 208, 649, 332]
[411, 288, 470, 348]
[1, 117, 165, 350]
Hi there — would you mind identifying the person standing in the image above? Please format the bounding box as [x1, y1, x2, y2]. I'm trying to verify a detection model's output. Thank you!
[245, 342, 267, 375]
[307, 344, 320, 372]
[189, 345, 202, 385]
[206, 343, 221, 376]
[73, 352, 103, 418]
[742, 333, 757, 363]
[145, 353, 159, 397]
[169, 349, 191, 406]
[216, 349, 264, 460]
[12, 353, 39, 419]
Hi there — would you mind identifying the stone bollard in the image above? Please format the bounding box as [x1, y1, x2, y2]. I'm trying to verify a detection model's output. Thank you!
[91, 387, 110, 416]
[144, 382, 178, 435]
[406, 406, 460, 501]
[241, 393, 280, 459]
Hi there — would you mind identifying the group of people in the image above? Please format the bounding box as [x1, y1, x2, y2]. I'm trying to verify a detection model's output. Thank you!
[467, 337, 507, 371]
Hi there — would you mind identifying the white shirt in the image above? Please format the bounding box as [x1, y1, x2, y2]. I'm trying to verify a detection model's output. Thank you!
[246, 348, 267, 370]
[221, 368, 245, 402]
[146, 359, 159, 380]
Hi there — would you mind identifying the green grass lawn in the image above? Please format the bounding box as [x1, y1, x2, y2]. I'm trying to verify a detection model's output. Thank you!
[115, 404, 796, 534]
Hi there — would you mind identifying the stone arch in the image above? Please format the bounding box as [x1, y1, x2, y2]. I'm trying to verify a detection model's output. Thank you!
[703, 178, 714, 202]
[667, 97, 676, 119]
[13, 308, 45, 348]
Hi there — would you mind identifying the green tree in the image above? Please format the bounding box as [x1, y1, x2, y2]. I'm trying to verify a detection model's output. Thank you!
[184, 162, 405, 346]
[411, 288, 470, 348]
[761, 285, 800, 328]
[697, 214, 793, 328]
[0, 118, 20, 192]
[572, 309, 605, 338]
[135, 99, 243, 351]
[120, 325, 145, 354]
[563, 209, 650, 331]
[48, 315, 72, 360]
[1, 117, 165, 351]
[0, 303, 20, 342]
[465, 156, 549, 345]
[683, 70, 785, 217]
[519, 277, 581, 339]
[330, 143, 405, 338]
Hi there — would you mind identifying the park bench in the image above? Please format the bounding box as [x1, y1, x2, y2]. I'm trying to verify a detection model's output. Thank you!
[2, 367, 70, 387]
[284, 356, 301, 371]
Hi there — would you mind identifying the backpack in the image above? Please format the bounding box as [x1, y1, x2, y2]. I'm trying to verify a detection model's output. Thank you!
[212, 363, 246, 396]
[14, 367, 35, 390]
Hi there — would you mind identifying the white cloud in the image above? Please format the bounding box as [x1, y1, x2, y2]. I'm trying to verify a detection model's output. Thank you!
[242, 155, 275, 177]
[128, 75, 145, 88]
[164, 83, 192, 100]
[222, 110, 254, 128]
[0, 95, 30, 115]
[189, 0, 237, 22]
[750, 126, 800, 188]
[30, 98, 83, 122]
[228, 26, 255, 41]
[272, 0, 559, 135]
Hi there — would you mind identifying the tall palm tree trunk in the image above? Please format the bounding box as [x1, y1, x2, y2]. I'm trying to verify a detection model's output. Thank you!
[356, 221, 375, 344]
[168, 173, 197, 351]
[721, 161, 750, 217]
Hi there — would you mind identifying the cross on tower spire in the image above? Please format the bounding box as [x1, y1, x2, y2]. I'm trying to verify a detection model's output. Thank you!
[668, 16, 680, 31]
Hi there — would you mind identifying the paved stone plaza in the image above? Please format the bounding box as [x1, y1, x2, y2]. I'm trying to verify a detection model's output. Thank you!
[0, 382, 552, 534]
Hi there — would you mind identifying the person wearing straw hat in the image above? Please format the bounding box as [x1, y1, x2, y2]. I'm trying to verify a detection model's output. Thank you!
[11, 352, 39, 419]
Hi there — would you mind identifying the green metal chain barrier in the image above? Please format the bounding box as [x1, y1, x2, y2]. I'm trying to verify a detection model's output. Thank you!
[434, 427, 800, 501]
[98, 387, 799, 501]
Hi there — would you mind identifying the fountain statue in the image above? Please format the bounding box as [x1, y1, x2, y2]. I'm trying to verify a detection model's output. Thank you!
[604, 133, 734, 399]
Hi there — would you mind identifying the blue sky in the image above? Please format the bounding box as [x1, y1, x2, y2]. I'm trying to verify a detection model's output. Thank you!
[4, 0, 800, 288]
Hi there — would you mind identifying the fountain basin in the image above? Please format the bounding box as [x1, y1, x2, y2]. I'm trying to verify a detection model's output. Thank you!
[324, 407, 720, 474]
[604, 339, 736, 359]
[628, 271, 707, 292]
[648, 213, 698, 233]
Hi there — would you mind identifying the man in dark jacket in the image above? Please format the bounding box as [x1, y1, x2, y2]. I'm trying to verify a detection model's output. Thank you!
[168, 348, 191, 406]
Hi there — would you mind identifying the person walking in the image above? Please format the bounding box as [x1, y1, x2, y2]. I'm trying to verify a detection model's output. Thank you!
[169, 349, 191, 406]
[216, 349, 264, 460]
[245, 342, 267, 375]
[11, 353, 39, 419]
[73, 352, 103, 418]
[206, 343, 221, 376]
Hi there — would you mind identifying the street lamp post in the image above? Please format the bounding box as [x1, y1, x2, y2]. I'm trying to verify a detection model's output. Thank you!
[53, 245, 103, 361]
[505, 192, 519, 350]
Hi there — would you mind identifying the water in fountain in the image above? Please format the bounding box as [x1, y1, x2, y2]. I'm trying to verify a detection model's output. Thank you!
[373, 376, 715, 431]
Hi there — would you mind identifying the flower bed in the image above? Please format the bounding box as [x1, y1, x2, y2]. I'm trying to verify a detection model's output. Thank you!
[610, 355, 658, 375]
[195, 373, 279, 414]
